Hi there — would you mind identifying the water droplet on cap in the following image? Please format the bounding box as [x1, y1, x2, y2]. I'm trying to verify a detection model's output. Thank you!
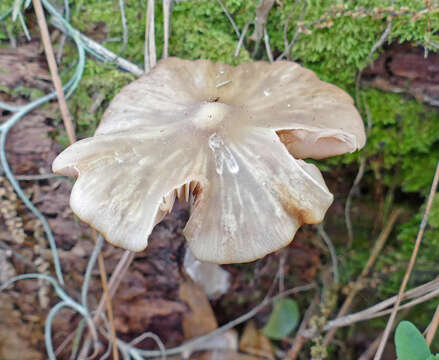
[208, 133, 240, 175]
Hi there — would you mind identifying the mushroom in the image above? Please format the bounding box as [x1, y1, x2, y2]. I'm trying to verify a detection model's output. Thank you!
[52, 58, 366, 264]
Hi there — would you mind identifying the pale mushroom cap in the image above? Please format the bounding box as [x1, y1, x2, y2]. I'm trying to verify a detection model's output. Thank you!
[53, 58, 366, 263]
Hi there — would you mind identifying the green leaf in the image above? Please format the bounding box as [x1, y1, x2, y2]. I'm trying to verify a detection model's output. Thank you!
[395, 321, 431, 360]
[263, 298, 300, 340]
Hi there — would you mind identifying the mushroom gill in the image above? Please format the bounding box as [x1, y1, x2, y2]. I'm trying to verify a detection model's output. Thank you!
[157, 180, 200, 220]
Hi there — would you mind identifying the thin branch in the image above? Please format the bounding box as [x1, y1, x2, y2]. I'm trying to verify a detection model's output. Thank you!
[365, 21, 392, 68]
[276, 1, 307, 61]
[144, 0, 157, 72]
[359, 311, 407, 360]
[56, 0, 69, 63]
[216, 0, 240, 39]
[345, 159, 366, 247]
[234, 20, 251, 57]
[374, 161, 439, 359]
[50, 17, 144, 76]
[316, 224, 339, 284]
[282, 0, 301, 58]
[263, 27, 273, 62]
[302, 278, 439, 338]
[118, 0, 128, 55]
[95, 233, 119, 360]
[18, 11, 31, 41]
[76, 250, 135, 358]
[285, 292, 319, 360]
[162, 0, 173, 58]
[359, 333, 383, 360]
[355, 20, 392, 106]
[32, 0, 76, 144]
[426, 301, 439, 345]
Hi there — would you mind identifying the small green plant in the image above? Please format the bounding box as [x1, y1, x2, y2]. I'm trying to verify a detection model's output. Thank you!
[395, 321, 439, 360]
[263, 298, 300, 340]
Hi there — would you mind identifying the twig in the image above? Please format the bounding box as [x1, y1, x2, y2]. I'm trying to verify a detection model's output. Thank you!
[345, 159, 366, 247]
[18, 11, 31, 41]
[32, 0, 76, 144]
[285, 292, 319, 360]
[323, 209, 401, 346]
[144, 0, 157, 72]
[94, 233, 119, 360]
[301, 277, 439, 338]
[263, 27, 273, 62]
[75, 250, 135, 357]
[56, 0, 69, 63]
[118, 0, 128, 55]
[54, 330, 76, 357]
[362, 92, 373, 134]
[374, 161, 439, 359]
[359, 333, 383, 360]
[345, 92, 374, 246]
[282, 0, 300, 59]
[105, 250, 136, 300]
[50, 17, 144, 76]
[162, 0, 173, 58]
[359, 310, 408, 360]
[365, 21, 392, 69]
[355, 20, 392, 106]
[276, 1, 307, 61]
[316, 224, 339, 284]
[216, 0, 240, 38]
[426, 300, 439, 345]
[234, 20, 251, 57]
[278, 251, 286, 292]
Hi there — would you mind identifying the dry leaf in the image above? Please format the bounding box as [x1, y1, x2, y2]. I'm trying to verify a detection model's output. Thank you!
[179, 278, 218, 339]
[114, 297, 186, 333]
[239, 321, 274, 360]
[0, 41, 51, 91]
[0, 295, 43, 360]
[0, 250, 16, 283]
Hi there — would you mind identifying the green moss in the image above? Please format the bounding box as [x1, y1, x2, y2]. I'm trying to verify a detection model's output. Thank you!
[360, 90, 439, 194]
[56, 58, 135, 141]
